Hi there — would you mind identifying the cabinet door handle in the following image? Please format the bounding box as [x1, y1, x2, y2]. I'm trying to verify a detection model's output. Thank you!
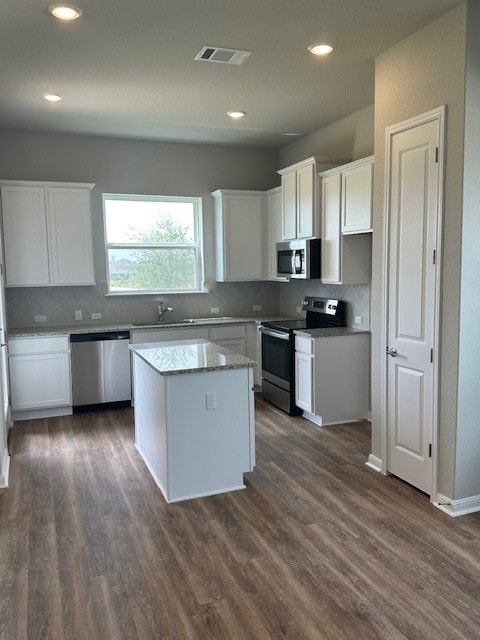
[386, 347, 397, 357]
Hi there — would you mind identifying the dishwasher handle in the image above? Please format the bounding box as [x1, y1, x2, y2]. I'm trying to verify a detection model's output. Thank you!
[70, 331, 130, 343]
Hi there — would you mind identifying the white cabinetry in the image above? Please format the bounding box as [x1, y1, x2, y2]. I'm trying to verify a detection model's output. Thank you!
[320, 157, 373, 285]
[265, 186, 287, 281]
[0, 181, 95, 287]
[8, 335, 72, 420]
[295, 332, 369, 425]
[341, 157, 373, 233]
[212, 189, 264, 281]
[209, 324, 246, 356]
[294, 336, 313, 412]
[278, 157, 349, 240]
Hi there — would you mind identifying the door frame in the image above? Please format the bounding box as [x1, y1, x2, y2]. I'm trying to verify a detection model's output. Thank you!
[381, 105, 446, 501]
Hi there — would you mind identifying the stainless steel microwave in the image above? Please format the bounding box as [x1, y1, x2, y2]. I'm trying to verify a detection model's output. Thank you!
[276, 239, 321, 279]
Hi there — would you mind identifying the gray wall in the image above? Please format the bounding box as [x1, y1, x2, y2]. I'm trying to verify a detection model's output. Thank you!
[455, 0, 480, 499]
[279, 105, 374, 168]
[0, 130, 281, 325]
[373, 3, 467, 498]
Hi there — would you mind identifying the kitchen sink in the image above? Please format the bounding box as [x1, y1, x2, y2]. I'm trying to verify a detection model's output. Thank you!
[131, 320, 189, 327]
[182, 316, 236, 324]
[131, 317, 237, 327]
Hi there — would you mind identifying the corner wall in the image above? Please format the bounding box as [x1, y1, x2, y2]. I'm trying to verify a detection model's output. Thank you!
[373, 3, 467, 497]
[454, 0, 480, 499]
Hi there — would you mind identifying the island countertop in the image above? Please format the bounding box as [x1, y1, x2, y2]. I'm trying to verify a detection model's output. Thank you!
[129, 339, 256, 376]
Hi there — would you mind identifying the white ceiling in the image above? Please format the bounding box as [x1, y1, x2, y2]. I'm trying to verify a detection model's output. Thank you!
[0, 0, 462, 148]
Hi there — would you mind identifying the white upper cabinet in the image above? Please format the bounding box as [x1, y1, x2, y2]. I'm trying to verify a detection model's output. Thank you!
[212, 189, 264, 282]
[0, 181, 95, 287]
[278, 157, 350, 241]
[266, 186, 287, 281]
[1, 185, 50, 286]
[47, 187, 95, 285]
[320, 156, 373, 285]
[341, 156, 374, 233]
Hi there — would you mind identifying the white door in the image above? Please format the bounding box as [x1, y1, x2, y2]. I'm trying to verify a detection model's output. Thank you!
[385, 109, 443, 494]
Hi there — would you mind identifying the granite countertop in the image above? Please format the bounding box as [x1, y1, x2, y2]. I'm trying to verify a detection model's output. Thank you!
[294, 327, 370, 338]
[129, 339, 256, 376]
[7, 315, 295, 338]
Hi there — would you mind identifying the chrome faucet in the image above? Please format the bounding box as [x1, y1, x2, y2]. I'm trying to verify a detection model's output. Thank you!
[157, 301, 173, 322]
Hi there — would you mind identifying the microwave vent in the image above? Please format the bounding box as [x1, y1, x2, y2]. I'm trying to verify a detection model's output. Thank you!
[194, 46, 252, 66]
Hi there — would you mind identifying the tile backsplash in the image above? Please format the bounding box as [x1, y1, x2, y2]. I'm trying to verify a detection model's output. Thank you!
[6, 280, 370, 329]
[278, 280, 370, 329]
[6, 281, 281, 327]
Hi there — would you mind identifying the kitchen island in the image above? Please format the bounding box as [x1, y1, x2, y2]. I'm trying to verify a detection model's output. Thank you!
[129, 339, 256, 503]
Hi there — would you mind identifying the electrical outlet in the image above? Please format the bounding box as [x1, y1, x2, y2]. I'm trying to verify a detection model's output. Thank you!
[34, 315, 46, 322]
[91, 312, 102, 320]
[296, 306, 302, 314]
[355, 316, 363, 324]
[210, 307, 219, 314]
[205, 392, 217, 410]
[253, 304, 262, 311]
[75, 310, 82, 321]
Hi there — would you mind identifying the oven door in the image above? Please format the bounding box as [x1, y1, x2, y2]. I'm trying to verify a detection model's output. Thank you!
[261, 327, 291, 390]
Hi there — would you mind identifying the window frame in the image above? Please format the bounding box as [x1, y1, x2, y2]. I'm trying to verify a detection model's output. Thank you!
[102, 193, 205, 295]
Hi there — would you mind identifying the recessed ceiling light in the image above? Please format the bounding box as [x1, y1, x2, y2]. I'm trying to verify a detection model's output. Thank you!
[308, 43, 334, 56]
[227, 111, 246, 119]
[43, 93, 63, 102]
[283, 133, 300, 137]
[48, 3, 83, 20]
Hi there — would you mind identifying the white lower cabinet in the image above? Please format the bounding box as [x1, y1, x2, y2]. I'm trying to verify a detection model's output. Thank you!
[8, 335, 72, 420]
[295, 351, 313, 412]
[209, 324, 246, 355]
[295, 333, 369, 425]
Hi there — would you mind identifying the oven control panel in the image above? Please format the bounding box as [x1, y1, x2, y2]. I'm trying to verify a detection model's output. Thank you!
[302, 297, 339, 315]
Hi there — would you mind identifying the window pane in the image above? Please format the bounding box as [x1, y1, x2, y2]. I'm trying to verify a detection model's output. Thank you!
[105, 199, 195, 244]
[108, 248, 197, 291]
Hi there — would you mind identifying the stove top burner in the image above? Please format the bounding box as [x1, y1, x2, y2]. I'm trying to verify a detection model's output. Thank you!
[262, 318, 322, 332]
[262, 297, 347, 334]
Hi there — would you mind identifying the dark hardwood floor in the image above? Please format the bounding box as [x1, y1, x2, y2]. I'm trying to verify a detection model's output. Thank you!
[1, 397, 480, 640]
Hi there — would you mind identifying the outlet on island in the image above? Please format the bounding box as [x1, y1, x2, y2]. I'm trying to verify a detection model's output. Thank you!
[205, 392, 217, 410]
[75, 310, 82, 321]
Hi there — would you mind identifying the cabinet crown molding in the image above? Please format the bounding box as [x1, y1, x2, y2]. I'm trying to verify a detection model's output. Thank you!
[318, 155, 374, 178]
[211, 189, 266, 197]
[277, 156, 351, 175]
[0, 180, 95, 189]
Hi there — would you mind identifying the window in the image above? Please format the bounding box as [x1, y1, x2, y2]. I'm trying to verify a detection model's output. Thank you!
[103, 194, 204, 294]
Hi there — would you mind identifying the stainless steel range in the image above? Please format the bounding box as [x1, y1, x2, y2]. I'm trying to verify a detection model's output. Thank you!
[260, 297, 346, 415]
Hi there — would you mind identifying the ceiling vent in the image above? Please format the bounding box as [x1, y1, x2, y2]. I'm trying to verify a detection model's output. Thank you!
[194, 46, 252, 66]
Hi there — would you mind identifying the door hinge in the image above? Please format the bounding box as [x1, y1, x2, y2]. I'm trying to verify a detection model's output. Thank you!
[435, 147, 439, 163]
[430, 348, 434, 363]
[428, 443, 432, 458]
[433, 249, 436, 265]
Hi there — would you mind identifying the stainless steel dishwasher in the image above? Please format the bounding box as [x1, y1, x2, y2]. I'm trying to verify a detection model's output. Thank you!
[70, 331, 131, 412]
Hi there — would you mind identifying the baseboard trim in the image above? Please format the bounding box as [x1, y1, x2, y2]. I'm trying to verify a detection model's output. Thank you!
[366, 454, 382, 473]
[12, 406, 73, 422]
[301, 411, 323, 426]
[0, 449, 11, 488]
[434, 493, 480, 517]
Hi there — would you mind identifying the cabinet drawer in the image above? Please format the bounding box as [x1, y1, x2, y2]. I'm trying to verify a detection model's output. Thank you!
[8, 335, 69, 355]
[295, 336, 313, 355]
[209, 324, 246, 340]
